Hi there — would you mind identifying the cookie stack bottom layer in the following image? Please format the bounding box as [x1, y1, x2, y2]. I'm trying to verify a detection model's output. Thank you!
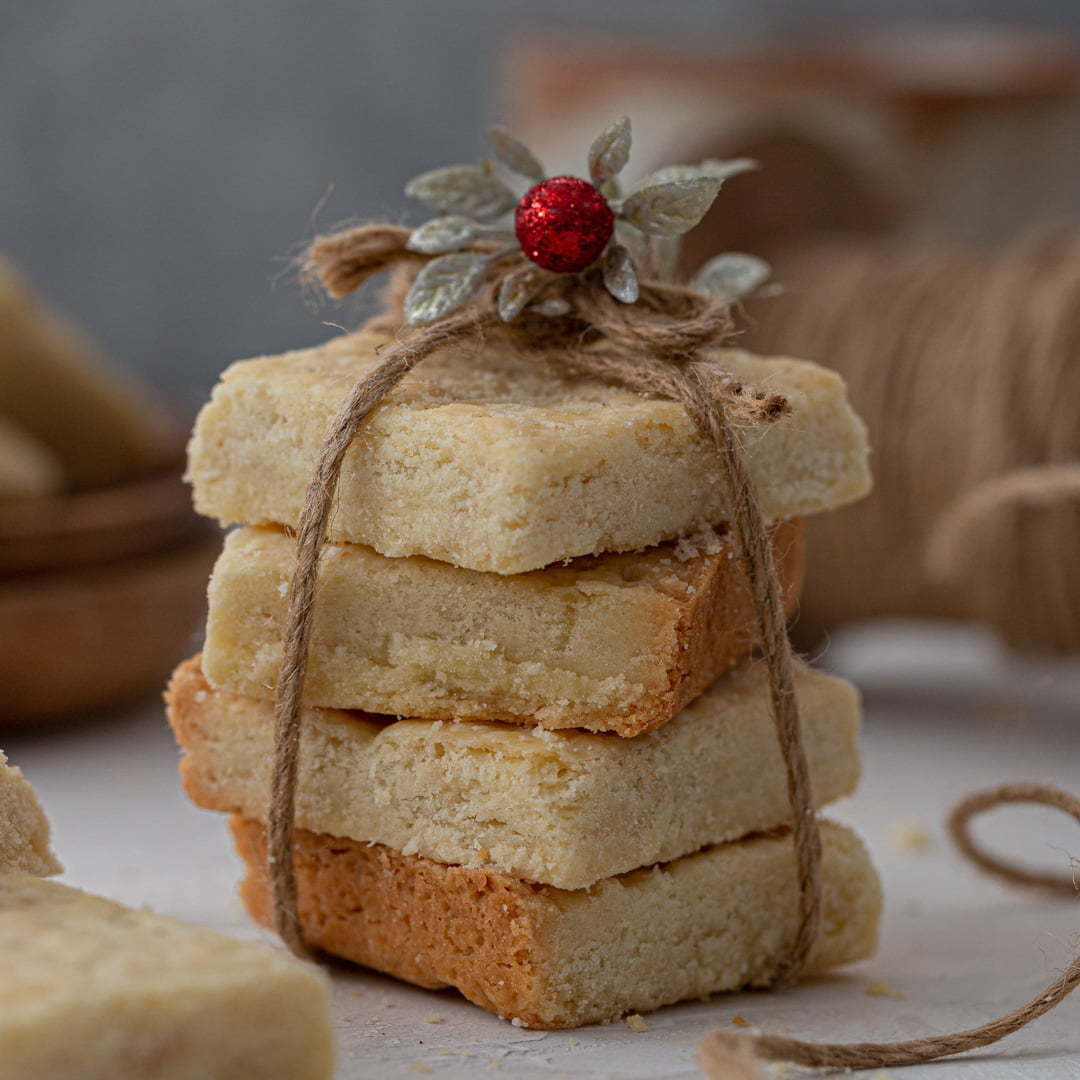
[231, 817, 880, 1030]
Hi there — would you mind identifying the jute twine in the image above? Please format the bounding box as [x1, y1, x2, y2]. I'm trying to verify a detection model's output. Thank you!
[267, 221, 1078, 1074]
[747, 227, 1080, 653]
[273, 224, 814, 982]
[700, 783, 1080, 1077]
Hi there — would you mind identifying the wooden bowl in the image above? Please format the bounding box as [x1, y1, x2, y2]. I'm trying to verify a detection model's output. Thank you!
[0, 529, 219, 726]
[0, 467, 198, 577]
[0, 462, 222, 726]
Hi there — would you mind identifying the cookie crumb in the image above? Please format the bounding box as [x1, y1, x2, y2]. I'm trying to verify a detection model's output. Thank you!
[626, 1013, 648, 1033]
[866, 980, 907, 1000]
[424, 1012, 444, 1024]
[889, 820, 933, 855]
[731, 1014, 750, 1027]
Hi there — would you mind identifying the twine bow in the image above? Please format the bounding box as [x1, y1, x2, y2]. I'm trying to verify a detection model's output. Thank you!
[268, 221, 1078, 1076]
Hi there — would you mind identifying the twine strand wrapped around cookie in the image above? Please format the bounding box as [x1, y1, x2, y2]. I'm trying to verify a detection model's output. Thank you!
[271, 221, 815, 975]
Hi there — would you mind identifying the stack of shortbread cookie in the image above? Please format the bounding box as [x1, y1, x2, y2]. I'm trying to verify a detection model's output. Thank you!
[169, 329, 882, 1029]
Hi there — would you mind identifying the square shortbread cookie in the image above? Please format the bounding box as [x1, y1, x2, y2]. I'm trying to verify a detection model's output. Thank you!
[168, 655, 859, 890]
[201, 519, 803, 734]
[187, 330, 870, 573]
[231, 817, 881, 1029]
[0, 875, 332, 1080]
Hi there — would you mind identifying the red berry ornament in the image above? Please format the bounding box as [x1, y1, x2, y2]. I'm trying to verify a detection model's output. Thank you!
[514, 176, 614, 273]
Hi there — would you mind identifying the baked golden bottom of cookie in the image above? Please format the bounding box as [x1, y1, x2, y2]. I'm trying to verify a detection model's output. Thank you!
[231, 817, 881, 1030]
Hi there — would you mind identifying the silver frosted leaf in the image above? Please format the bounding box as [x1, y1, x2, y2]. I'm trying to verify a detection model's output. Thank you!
[405, 216, 477, 254]
[692, 252, 771, 301]
[602, 242, 639, 304]
[488, 126, 545, 183]
[621, 177, 722, 237]
[588, 116, 631, 187]
[700, 157, 758, 181]
[404, 164, 517, 221]
[403, 252, 488, 325]
[633, 158, 758, 190]
[497, 265, 544, 321]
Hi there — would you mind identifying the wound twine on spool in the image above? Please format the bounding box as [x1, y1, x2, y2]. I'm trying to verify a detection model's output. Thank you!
[272, 221, 1077, 1075]
[746, 226, 1080, 653]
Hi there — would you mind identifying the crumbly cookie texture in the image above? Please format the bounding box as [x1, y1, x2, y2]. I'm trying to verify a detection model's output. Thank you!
[168, 655, 859, 890]
[187, 330, 870, 574]
[201, 519, 803, 735]
[231, 817, 881, 1030]
[0, 750, 61, 876]
[0, 875, 333, 1080]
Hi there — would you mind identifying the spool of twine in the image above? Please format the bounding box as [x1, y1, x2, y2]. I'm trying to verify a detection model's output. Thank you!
[744, 226, 1080, 653]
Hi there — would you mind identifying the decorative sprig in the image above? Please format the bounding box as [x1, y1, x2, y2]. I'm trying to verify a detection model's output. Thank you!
[400, 118, 771, 326]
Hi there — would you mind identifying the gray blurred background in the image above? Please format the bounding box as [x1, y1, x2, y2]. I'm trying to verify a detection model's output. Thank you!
[5, 0, 1080, 412]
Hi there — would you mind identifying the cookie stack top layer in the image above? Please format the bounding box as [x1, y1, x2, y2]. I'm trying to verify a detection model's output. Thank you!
[187, 330, 871, 573]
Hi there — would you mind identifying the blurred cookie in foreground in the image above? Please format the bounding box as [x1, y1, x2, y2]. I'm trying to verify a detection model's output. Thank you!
[0, 756, 333, 1079]
[0, 875, 333, 1080]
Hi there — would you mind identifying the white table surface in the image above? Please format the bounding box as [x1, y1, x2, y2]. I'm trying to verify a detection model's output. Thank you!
[6, 621, 1079, 1079]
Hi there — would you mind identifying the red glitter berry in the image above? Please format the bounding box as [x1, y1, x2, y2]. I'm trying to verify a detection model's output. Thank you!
[514, 176, 614, 273]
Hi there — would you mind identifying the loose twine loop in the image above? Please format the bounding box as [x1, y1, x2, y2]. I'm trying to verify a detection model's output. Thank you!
[271, 220, 1077, 1074]
[700, 784, 1080, 1077]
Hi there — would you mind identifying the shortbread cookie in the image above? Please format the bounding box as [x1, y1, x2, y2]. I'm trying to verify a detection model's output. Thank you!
[187, 329, 870, 573]
[201, 519, 803, 734]
[168, 656, 859, 889]
[231, 817, 881, 1029]
[0, 259, 174, 490]
[0, 875, 332, 1080]
[0, 750, 60, 876]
